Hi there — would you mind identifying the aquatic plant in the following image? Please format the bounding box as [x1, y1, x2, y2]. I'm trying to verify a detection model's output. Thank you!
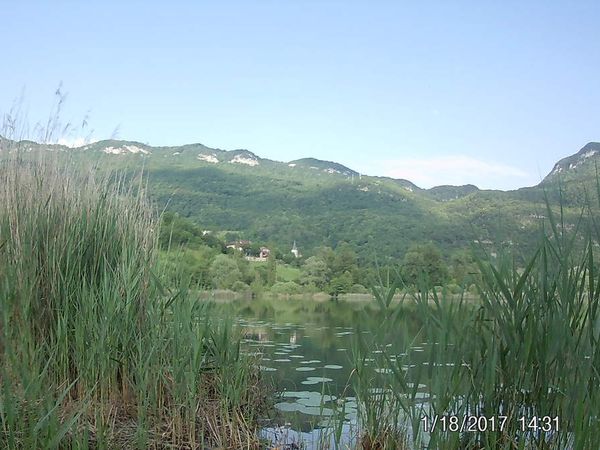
[344, 191, 600, 449]
[0, 150, 268, 448]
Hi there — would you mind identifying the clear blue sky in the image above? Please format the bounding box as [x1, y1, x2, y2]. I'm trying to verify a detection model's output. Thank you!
[2, 1, 599, 190]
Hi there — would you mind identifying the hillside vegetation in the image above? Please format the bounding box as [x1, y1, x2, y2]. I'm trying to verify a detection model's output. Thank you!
[1, 138, 597, 272]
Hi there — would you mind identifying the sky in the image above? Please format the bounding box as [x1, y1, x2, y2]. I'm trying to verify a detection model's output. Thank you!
[1, 1, 599, 190]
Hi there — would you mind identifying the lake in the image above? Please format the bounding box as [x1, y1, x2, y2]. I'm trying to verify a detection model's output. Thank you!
[208, 296, 433, 449]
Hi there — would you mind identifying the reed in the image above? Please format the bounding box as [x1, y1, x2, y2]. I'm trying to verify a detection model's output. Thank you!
[0, 150, 267, 449]
[344, 195, 600, 449]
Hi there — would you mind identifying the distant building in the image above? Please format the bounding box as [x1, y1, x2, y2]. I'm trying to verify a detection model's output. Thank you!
[244, 245, 271, 262]
[291, 241, 301, 258]
[226, 240, 251, 252]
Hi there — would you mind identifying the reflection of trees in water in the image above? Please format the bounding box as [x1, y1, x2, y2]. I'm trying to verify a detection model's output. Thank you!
[241, 328, 271, 342]
[232, 298, 425, 338]
[228, 297, 432, 435]
[224, 297, 427, 374]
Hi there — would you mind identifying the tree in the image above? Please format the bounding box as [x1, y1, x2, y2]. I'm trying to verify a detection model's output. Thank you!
[332, 242, 358, 275]
[159, 212, 202, 249]
[328, 271, 353, 297]
[209, 254, 242, 289]
[449, 250, 480, 286]
[266, 256, 277, 286]
[250, 271, 264, 297]
[401, 242, 448, 286]
[299, 256, 329, 290]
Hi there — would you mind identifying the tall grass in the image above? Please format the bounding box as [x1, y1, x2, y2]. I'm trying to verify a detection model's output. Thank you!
[0, 150, 267, 449]
[345, 199, 600, 449]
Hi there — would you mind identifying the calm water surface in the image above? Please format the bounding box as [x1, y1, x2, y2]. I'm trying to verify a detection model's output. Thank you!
[210, 296, 431, 449]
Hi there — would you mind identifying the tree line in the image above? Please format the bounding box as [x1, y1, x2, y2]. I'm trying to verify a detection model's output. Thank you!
[158, 212, 481, 296]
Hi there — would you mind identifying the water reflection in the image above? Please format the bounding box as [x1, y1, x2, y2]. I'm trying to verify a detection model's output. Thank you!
[208, 297, 427, 448]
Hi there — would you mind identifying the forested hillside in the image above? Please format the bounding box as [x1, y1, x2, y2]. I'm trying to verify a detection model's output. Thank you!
[1, 138, 596, 264]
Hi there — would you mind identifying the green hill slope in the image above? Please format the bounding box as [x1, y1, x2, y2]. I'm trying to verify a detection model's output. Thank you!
[1, 138, 596, 262]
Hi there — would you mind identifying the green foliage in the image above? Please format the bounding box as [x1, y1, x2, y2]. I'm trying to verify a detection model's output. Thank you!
[328, 271, 354, 296]
[351, 283, 369, 294]
[275, 263, 301, 283]
[343, 192, 600, 449]
[266, 255, 277, 285]
[448, 248, 480, 286]
[300, 256, 330, 289]
[158, 245, 218, 287]
[159, 211, 224, 251]
[231, 280, 250, 293]
[0, 154, 267, 448]
[209, 254, 243, 289]
[270, 281, 302, 295]
[4, 138, 599, 269]
[400, 242, 448, 286]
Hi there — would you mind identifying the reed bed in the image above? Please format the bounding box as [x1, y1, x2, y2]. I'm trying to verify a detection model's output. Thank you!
[0, 150, 268, 449]
[345, 201, 600, 449]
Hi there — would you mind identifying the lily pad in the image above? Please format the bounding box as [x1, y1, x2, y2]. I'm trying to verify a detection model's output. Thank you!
[301, 376, 333, 385]
[297, 397, 323, 407]
[281, 391, 313, 399]
[297, 405, 335, 416]
[275, 402, 301, 412]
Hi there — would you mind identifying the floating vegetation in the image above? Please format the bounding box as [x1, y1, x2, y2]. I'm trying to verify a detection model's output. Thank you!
[301, 376, 333, 385]
[298, 406, 335, 416]
[335, 331, 354, 336]
[274, 402, 302, 412]
[297, 397, 324, 407]
[275, 395, 336, 417]
[281, 391, 310, 399]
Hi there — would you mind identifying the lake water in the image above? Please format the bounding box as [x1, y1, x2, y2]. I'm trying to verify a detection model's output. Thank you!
[209, 296, 431, 449]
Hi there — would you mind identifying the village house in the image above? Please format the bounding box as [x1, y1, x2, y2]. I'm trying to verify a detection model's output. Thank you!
[227, 241, 272, 262]
[225, 240, 252, 252]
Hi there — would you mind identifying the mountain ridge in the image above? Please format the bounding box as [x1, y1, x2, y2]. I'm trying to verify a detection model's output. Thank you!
[5, 137, 597, 192]
[2, 136, 598, 261]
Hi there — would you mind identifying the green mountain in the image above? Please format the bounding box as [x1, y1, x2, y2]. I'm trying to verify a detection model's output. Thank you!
[287, 158, 358, 177]
[544, 142, 600, 183]
[2, 137, 597, 262]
